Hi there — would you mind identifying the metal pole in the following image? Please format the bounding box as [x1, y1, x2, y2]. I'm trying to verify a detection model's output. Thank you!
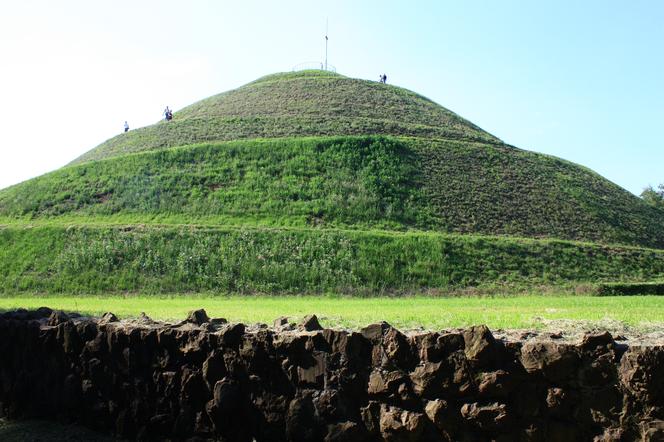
[325, 18, 328, 71]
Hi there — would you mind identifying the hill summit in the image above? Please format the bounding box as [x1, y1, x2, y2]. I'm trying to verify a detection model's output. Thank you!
[73, 70, 500, 164]
[0, 70, 663, 294]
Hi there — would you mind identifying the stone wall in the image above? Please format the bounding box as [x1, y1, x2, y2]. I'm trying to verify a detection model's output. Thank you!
[0, 308, 663, 441]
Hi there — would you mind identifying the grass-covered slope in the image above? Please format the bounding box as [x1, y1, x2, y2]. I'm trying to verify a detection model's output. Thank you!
[2, 136, 663, 248]
[1, 225, 663, 294]
[1, 70, 663, 295]
[72, 71, 500, 164]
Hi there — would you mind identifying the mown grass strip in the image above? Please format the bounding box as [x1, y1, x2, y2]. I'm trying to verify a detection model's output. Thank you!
[1, 295, 663, 330]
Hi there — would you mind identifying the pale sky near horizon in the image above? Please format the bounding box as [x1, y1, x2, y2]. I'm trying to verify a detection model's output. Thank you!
[0, 0, 662, 195]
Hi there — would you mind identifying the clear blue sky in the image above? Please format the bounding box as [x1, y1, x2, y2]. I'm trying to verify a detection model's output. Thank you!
[0, 0, 662, 195]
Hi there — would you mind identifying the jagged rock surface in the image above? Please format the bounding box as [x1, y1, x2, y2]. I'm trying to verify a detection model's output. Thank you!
[0, 309, 662, 441]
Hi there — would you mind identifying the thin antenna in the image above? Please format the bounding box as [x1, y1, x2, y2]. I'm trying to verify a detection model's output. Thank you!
[325, 18, 329, 71]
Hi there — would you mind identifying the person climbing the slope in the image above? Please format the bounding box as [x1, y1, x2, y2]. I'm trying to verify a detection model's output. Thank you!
[124, 121, 129, 133]
[163, 106, 173, 121]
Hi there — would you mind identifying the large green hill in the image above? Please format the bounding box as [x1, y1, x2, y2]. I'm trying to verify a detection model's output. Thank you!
[1, 70, 663, 294]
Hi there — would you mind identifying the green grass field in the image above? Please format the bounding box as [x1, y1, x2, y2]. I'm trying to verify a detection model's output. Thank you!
[2, 295, 663, 330]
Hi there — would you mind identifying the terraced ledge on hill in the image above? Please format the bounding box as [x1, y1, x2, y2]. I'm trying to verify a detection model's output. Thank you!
[1, 224, 664, 294]
[2, 136, 663, 248]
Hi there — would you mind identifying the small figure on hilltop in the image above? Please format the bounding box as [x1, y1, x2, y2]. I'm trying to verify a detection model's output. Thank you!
[163, 106, 173, 121]
[382, 74, 387, 84]
[124, 121, 129, 133]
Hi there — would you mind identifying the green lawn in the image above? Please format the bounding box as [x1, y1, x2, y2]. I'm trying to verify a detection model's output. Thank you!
[1, 295, 663, 330]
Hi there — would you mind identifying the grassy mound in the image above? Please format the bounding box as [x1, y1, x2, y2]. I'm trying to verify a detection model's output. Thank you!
[1, 71, 662, 295]
[2, 136, 663, 248]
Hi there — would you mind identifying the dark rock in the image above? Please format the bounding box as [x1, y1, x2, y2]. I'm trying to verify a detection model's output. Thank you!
[147, 413, 173, 439]
[360, 401, 381, 436]
[521, 423, 546, 442]
[546, 421, 581, 441]
[274, 316, 289, 327]
[620, 347, 664, 404]
[582, 331, 614, 351]
[59, 321, 84, 355]
[579, 352, 617, 387]
[202, 350, 227, 388]
[416, 332, 464, 362]
[360, 321, 390, 340]
[181, 370, 209, 404]
[206, 378, 252, 441]
[641, 420, 664, 441]
[286, 393, 323, 442]
[324, 421, 367, 442]
[99, 312, 119, 325]
[425, 399, 453, 430]
[410, 362, 444, 397]
[299, 314, 323, 331]
[209, 317, 227, 326]
[138, 312, 153, 324]
[460, 402, 510, 431]
[47, 310, 70, 326]
[463, 325, 497, 367]
[312, 389, 342, 421]
[33, 306, 54, 319]
[520, 342, 580, 381]
[369, 369, 404, 395]
[378, 404, 425, 442]
[362, 322, 414, 369]
[593, 427, 624, 441]
[219, 323, 245, 348]
[545, 387, 573, 418]
[478, 370, 514, 398]
[186, 309, 210, 325]
[297, 352, 326, 387]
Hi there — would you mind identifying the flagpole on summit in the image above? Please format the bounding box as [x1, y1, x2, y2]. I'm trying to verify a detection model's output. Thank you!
[325, 18, 329, 71]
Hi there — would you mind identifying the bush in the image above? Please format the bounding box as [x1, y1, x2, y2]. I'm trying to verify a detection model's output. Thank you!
[596, 281, 664, 296]
[641, 184, 664, 210]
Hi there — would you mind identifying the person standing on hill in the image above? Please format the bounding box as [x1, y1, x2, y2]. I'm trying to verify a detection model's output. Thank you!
[163, 106, 173, 121]
[124, 121, 129, 133]
[382, 74, 387, 84]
